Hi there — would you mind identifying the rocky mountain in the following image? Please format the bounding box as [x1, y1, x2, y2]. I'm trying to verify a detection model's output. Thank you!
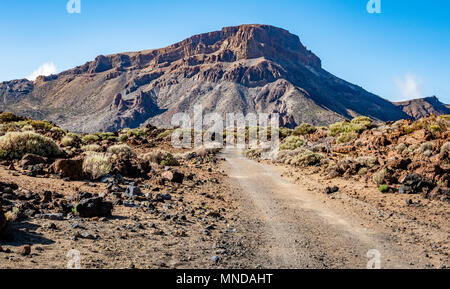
[0, 24, 429, 132]
[393, 96, 450, 120]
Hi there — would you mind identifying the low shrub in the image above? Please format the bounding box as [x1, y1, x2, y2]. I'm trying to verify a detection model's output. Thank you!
[419, 142, 435, 154]
[337, 132, 358, 143]
[351, 116, 373, 127]
[130, 128, 149, 137]
[60, 136, 75, 147]
[293, 124, 317, 136]
[355, 156, 378, 168]
[82, 134, 100, 143]
[81, 144, 102, 152]
[157, 130, 174, 139]
[291, 150, 323, 166]
[278, 127, 293, 138]
[329, 117, 372, 137]
[98, 132, 117, 141]
[0, 131, 62, 159]
[16, 119, 54, 131]
[118, 134, 128, 142]
[378, 185, 389, 193]
[82, 153, 112, 180]
[395, 143, 407, 153]
[279, 136, 305, 151]
[441, 142, 450, 154]
[107, 144, 136, 159]
[373, 169, 387, 186]
[141, 150, 179, 166]
[0, 112, 23, 123]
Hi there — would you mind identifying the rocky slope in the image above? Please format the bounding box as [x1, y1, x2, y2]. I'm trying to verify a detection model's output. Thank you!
[0, 24, 439, 132]
[394, 96, 450, 120]
[247, 115, 450, 202]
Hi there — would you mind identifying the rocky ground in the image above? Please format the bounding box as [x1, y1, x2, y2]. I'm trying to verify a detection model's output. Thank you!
[244, 115, 449, 268]
[0, 113, 264, 269]
[1, 113, 449, 269]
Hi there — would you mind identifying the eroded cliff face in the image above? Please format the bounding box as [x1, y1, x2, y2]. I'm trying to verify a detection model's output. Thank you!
[1, 24, 412, 132]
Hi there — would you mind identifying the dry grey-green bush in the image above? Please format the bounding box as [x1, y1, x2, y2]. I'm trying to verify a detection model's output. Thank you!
[0, 131, 62, 159]
[279, 136, 305, 151]
[441, 142, 450, 154]
[290, 150, 323, 166]
[107, 144, 136, 159]
[81, 144, 102, 152]
[61, 136, 75, 147]
[141, 150, 179, 166]
[82, 153, 112, 180]
[373, 169, 387, 186]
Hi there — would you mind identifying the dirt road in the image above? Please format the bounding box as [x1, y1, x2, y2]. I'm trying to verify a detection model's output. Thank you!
[222, 148, 432, 269]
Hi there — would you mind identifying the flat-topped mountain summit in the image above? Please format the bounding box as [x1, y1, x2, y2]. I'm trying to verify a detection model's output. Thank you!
[0, 24, 446, 132]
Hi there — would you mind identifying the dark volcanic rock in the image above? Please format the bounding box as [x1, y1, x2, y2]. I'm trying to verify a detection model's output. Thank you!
[20, 154, 47, 167]
[162, 171, 184, 184]
[76, 197, 113, 218]
[0, 206, 7, 234]
[124, 185, 143, 198]
[400, 174, 434, 194]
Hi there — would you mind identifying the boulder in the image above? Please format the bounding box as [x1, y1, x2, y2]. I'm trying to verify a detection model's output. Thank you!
[155, 193, 172, 202]
[400, 174, 434, 194]
[162, 171, 184, 184]
[19, 245, 31, 256]
[325, 186, 339, 195]
[20, 154, 47, 167]
[52, 159, 84, 180]
[124, 185, 143, 198]
[76, 197, 113, 218]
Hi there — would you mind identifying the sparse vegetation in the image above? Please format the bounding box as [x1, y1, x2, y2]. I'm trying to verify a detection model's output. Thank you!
[337, 132, 358, 143]
[141, 150, 179, 166]
[81, 144, 102, 152]
[82, 134, 100, 143]
[378, 185, 389, 193]
[98, 132, 117, 141]
[279, 136, 305, 151]
[293, 123, 317, 136]
[329, 117, 373, 137]
[107, 144, 136, 159]
[0, 112, 20, 123]
[291, 150, 323, 166]
[395, 143, 407, 153]
[0, 131, 62, 159]
[60, 136, 75, 147]
[373, 169, 387, 186]
[157, 130, 174, 139]
[118, 134, 128, 142]
[82, 153, 112, 180]
[278, 127, 293, 138]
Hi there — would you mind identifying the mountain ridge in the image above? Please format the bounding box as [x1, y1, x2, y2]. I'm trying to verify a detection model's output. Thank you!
[394, 96, 450, 120]
[0, 24, 447, 132]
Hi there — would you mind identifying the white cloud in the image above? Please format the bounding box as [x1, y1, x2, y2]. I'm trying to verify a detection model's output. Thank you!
[394, 73, 424, 101]
[27, 62, 57, 81]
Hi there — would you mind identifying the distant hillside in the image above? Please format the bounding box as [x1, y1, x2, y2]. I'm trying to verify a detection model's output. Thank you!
[393, 96, 450, 120]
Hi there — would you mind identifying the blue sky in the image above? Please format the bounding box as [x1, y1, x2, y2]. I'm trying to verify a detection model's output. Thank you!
[1, 0, 449, 103]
